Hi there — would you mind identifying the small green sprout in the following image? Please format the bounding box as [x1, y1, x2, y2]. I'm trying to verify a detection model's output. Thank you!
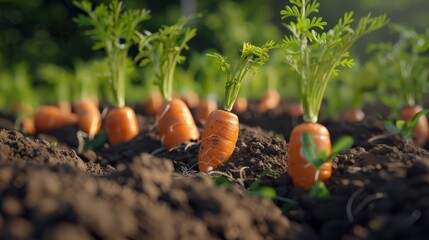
[383, 109, 429, 144]
[300, 131, 354, 200]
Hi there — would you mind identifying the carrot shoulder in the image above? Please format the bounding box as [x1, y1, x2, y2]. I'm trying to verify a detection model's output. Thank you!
[156, 98, 200, 149]
[198, 109, 239, 173]
[288, 122, 332, 190]
[196, 99, 218, 124]
[105, 106, 139, 145]
[75, 98, 101, 139]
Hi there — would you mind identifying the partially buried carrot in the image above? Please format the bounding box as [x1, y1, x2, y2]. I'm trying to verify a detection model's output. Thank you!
[182, 90, 200, 109]
[34, 105, 79, 133]
[140, 18, 200, 149]
[341, 108, 365, 122]
[75, 0, 148, 145]
[281, 0, 387, 191]
[75, 98, 101, 139]
[258, 90, 280, 113]
[105, 106, 139, 145]
[286, 102, 304, 117]
[20, 118, 36, 135]
[231, 97, 248, 114]
[145, 92, 163, 116]
[288, 122, 332, 190]
[399, 105, 428, 146]
[198, 41, 275, 173]
[156, 98, 200, 149]
[196, 99, 218, 123]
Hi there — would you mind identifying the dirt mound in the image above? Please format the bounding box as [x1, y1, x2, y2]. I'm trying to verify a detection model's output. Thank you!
[0, 129, 297, 240]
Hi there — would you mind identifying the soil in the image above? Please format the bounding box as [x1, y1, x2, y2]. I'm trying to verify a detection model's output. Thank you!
[0, 102, 428, 239]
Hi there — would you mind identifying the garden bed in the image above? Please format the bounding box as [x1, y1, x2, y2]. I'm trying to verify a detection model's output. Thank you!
[0, 103, 428, 240]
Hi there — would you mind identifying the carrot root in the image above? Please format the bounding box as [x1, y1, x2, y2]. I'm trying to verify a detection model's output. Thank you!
[105, 106, 139, 145]
[288, 122, 332, 190]
[34, 105, 79, 133]
[196, 99, 218, 124]
[75, 98, 101, 139]
[232, 97, 248, 114]
[198, 109, 239, 173]
[156, 98, 200, 149]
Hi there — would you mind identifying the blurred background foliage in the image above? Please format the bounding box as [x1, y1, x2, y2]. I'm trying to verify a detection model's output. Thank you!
[0, 0, 427, 106]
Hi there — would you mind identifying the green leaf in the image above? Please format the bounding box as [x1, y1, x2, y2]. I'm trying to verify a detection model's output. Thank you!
[84, 131, 108, 150]
[384, 121, 400, 134]
[308, 180, 330, 201]
[213, 176, 233, 187]
[406, 109, 429, 131]
[330, 136, 354, 158]
[251, 186, 277, 199]
[300, 131, 319, 164]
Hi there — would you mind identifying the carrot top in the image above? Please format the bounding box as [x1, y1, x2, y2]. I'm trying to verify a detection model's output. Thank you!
[209, 41, 276, 112]
[281, 0, 388, 123]
[138, 18, 197, 101]
[74, 0, 150, 108]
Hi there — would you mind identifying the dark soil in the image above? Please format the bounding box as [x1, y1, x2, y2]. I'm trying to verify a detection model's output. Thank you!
[0, 101, 429, 239]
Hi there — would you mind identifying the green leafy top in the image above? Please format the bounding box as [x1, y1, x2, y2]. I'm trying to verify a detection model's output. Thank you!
[209, 41, 276, 111]
[369, 24, 429, 108]
[74, 0, 150, 107]
[138, 18, 196, 101]
[281, 0, 389, 123]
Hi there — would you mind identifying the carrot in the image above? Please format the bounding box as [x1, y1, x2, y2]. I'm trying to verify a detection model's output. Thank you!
[198, 110, 239, 172]
[231, 97, 248, 114]
[105, 106, 139, 145]
[75, 0, 149, 145]
[20, 118, 36, 135]
[145, 92, 163, 116]
[198, 41, 275, 173]
[258, 90, 281, 113]
[182, 90, 200, 109]
[281, 1, 387, 191]
[138, 18, 200, 149]
[341, 108, 365, 122]
[156, 98, 200, 149]
[75, 98, 101, 139]
[58, 100, 72, 113]
[286, 102, 304, 117]
[34, 105, 79, 133]
[196, 99, 218, 123]
[399, 105, 429, 146]
[288, 122, 332, 190]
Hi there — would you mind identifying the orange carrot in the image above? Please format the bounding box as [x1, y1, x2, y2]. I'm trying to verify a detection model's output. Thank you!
[198, 110, 239, 172]
[20, 117, 36, 135]
[198, 41, 274, 172]
[341, 109, 365, 122]
[58, 100, 72, 113]
[399, 105, 428, 146]
[145, 92, 163, 116]
[196, 99, 218, 123]
[258, 90, 281, 113]
[156, 98, 200, 149]
[286, 102, 304, 117]
[231, 97, 248, 114]
[75, 98, 101, 139]
[288, 122, 332, 190]
[34, 105, 79, 132]
[104, 106, 139, 145]
[182, 90, 200, 109]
